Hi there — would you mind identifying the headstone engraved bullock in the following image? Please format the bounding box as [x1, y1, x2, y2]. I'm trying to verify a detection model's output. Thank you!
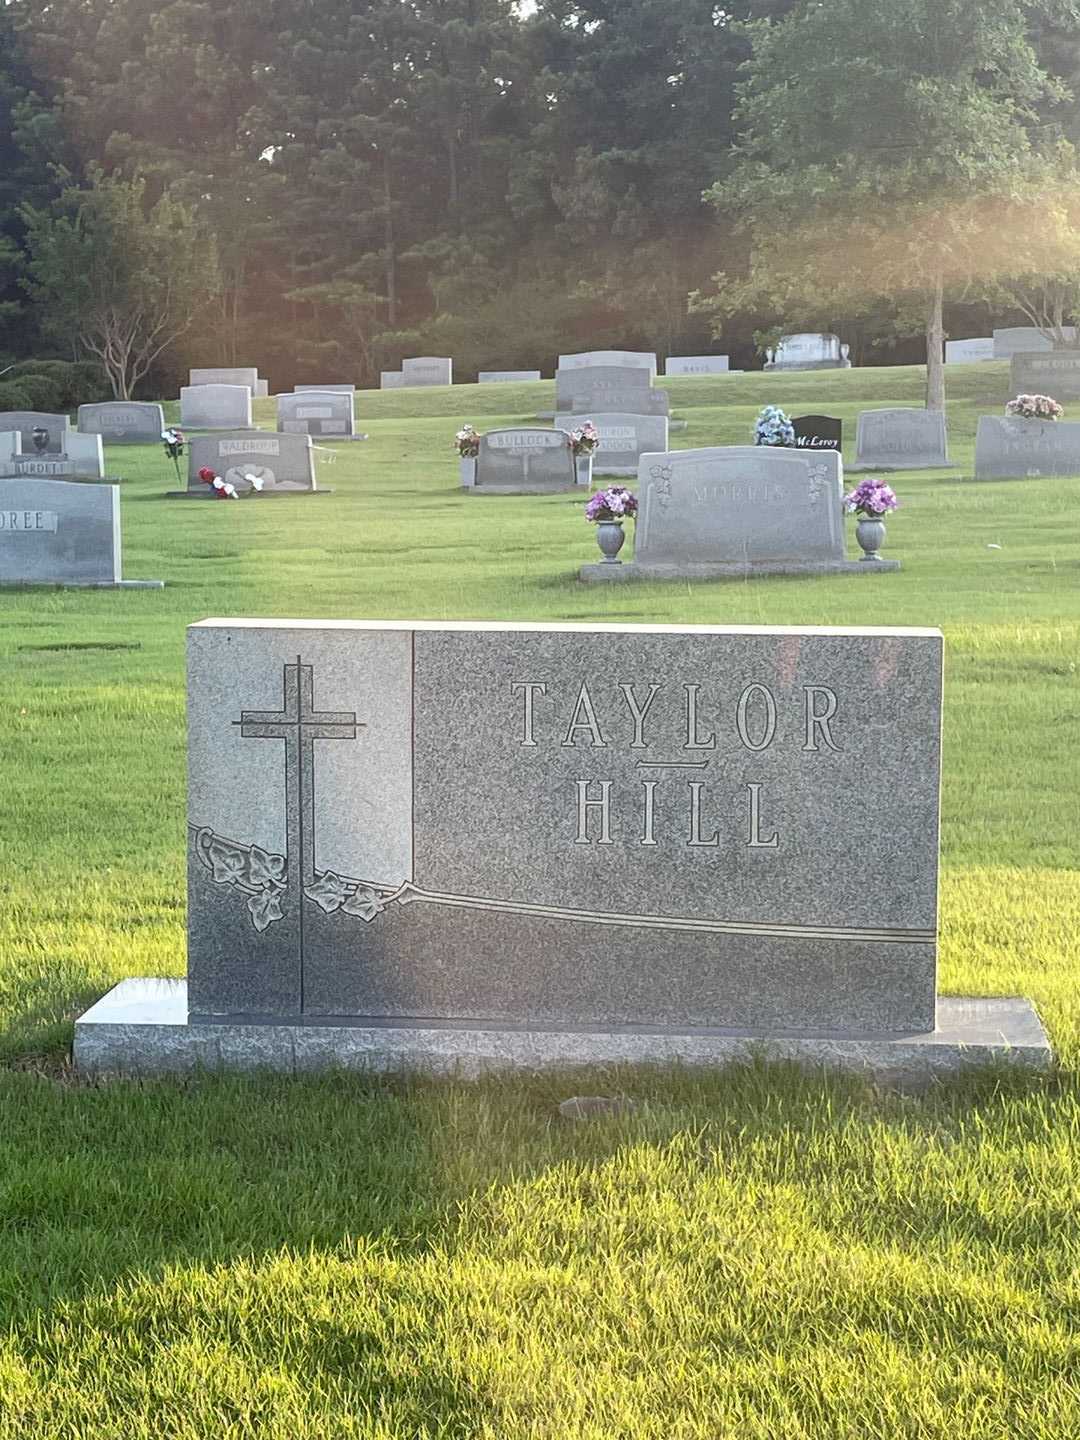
[470, 428, 579, 493]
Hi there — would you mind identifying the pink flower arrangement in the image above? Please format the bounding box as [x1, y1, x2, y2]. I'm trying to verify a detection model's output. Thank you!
[586, 486, 638, 522]
[454, 424, 480, 457]
[1006, 394, 1063, 421]
[570, 422, 599, 456]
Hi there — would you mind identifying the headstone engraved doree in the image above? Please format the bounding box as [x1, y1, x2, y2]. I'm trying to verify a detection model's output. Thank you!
[0, 411, 70, 455]
[553, 412, 669, 475]
[472, 428, 578, 493]
[555, 366, 670, 416]
[665, 356, 730, 376]
[78, 401, 166, 444]
[993, 327, 1077, 359]
[792, 415, 842, 452]
[277, 391, 356, 439]
[180, 385, 253, 431]
[183, 431, 317, 494]
[0, 478, 162, 587]
[974, 416, 1080, 478]
[73, 618, 1052, 1078]
[1010, 351, 1080, 403]
[853, 409, 951, 470]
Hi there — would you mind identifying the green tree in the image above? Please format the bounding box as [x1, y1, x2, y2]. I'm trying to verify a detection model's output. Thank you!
[702, 0, 1078, 409]
[21, 169, 221, 398]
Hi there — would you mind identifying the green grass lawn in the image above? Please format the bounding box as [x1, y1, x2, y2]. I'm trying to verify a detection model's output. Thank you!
[1, 360, 1079, 1437]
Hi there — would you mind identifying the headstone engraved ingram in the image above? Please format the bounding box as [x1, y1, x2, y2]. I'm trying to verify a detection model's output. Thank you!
[74, 619, 1051, 1076]
[974, 416, 1080, 478]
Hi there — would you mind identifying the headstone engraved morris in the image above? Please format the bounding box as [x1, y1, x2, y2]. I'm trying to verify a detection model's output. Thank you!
[73, 619, 1051, 1077]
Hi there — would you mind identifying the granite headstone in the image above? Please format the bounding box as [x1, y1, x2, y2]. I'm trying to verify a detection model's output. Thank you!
[295, 385, 356, 395]
[664, 356, 730, 376]
[1010, 350, 1080, 403]
[277, 390, 356, 439]
[190, 367, 259, 391]
[555, 365, 670, 416]
[180, 385, 254, 431]
[767, 334, 851, 371]
[553, 412, 669, 475]
[945, 338, 994, 364]
[792, 415, 842, 453]
[853, 409, 950, 470]
[472, 428, 578, 493]
[478, 371, 543, 383]
[401, 357, 453, 387]
[77, 401, 166, 444]
[0, 411, 70, 455]
[974, 415, 1080, 478]
[0, 430, 105, 479]
[380, 372, 405, 390]
[185, 431, 316, 493]
[0, 478, 160, 587]
[993, 327, 1077, 359]
[558, 351, 657, 376]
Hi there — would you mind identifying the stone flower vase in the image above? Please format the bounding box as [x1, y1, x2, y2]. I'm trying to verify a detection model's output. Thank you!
[856, 513, 887, 561]
[459, 455, 477, 488]
[575, 452, 594, 488]
[595, 519, 625, 564]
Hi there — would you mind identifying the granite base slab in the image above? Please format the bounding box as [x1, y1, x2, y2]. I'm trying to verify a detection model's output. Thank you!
[0, 578, 165, 589]
[74, 980, 1050, 1083]
[465, 484, 585, 495]
[164, 490, 333, 499]
[580, 559, 901, 583]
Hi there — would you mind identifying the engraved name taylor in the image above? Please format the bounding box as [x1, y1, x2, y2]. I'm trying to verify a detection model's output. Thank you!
[511, 680, 841, 851]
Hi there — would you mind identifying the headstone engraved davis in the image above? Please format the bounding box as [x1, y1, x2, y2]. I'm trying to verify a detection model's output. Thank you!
[553, 412, 669, 475]
[401, 356, 453, 387]
[974, 416, 1080, 478]
[472, 428, 578, 493]
[993, 327, 1077, 359]
[555, 365, 670, 416]
[852, 408, 951, 470]
[77, 401, 166, 444]
[0, 479, 162, 588]
[558, 351, 658, 376]
[945, 337, 994, 364]
[478, 370, 543, 383]
[792, 415, 842, 452]
[0, 411, 70, 455]
[73, 619, 1051, 1077]
[1010, 351, 1080, 403]
[182, 431, 318, 495]
[190, 366, 259, 391]
[766, 334, 851, 371]
[180, 385, 254, 431]
[665, 356, 730, 376]
[277, 390, 357, 439]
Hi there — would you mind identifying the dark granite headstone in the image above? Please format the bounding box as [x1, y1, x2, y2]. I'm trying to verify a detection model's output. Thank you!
[792, 415, 842, 453]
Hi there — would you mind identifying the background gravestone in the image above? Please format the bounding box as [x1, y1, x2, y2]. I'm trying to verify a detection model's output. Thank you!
[472, 428, 577, 492]
[295, 385, 356, 395]
[277, 391, 356, 439]
[792, 415, 842, 452]
[190, 367, 258, 391]
[553, 412, 669, 475]
[1010, 351, 1080, 403]
[180, 385, 253, 431]
[401, 357, 453, 387]
[945, 338, 994, 364]
[665, 356, 730, 375]
[993, 327, 1077, 358]
[767, 334, 851, 371]
[0, 411, 69, 455]
[185, 431, 317, 494]
[478, 371, 542, 383]
[974, 416, 1080, 477]
[380, 372, 405, 389]
[852, 408, 951, 469]
[558, 351, 657, 376]
[0, 478, 160, 587]
[555, 365, 670, 416]
[78, 401, 166, 444]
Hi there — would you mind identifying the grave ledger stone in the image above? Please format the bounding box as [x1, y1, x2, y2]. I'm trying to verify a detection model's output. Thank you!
[792, 415, 842, 452]
[974, 415, 1080, 477]
[74, 618, 1050, 1077]
[0, 479, 162, 588]
[1010, 350, 1080, 403]
[277, 390, 358, 440]
[553, 412, 669, 475]
[470, 428, 579, 493]
[179, 431, 320, 496]
[555, 365, 670, 416]
[852, 409, 951, 470]
[581, 447, 896, 583]
[180, 385, 254, 431]
[78, 401, 166, 444]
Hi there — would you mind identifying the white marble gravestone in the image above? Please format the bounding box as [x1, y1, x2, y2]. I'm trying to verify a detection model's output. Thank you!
[183, 431, 317, 495]
[380, 372, 405, 390]
[664, 356, 730, 376]
[945, 338, 995, 364]
[77, 401, 166, 444]
[974, 416, 1080, 477]
[478, 371, 542, 383]
[74, 617, 1050, 1078]
[277, 391, 357, 439]
[767, 334, 851, 371]
[471, 428, 579, 493]
[553, 413, 669, 475]
[0, 479, 162, 588]
[401, 357, 453, 387]
[190, 367, 259, 391]
[180, 385, 254, 431]
[852, 409, 951, 470]
[558, 351, 657, 376]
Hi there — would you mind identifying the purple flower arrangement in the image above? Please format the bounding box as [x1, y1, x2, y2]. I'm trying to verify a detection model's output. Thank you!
[843, 478, 899, 517]
[586, 486, 638, 522]
[1006, 393, 1063, 421]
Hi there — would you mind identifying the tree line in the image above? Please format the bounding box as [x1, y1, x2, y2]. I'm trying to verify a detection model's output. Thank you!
[2, 0, 1080, 402]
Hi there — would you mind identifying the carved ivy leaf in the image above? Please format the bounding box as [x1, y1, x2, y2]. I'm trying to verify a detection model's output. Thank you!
[342, 886, 386, 923]
[208, 840, 248, 886]
[304, 870, 350, 914]
[249, 845, 286, 888]
[247, 886, 284, 933]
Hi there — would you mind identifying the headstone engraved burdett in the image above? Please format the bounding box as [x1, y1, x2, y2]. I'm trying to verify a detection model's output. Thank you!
[974, 416, 1080, 478]
[1010, 351, 1080, 403]
[277, 390, 357, 439]
[73, 619, 1051, 1076]
[0, 411, 70, 455]
[792, 415, 842, 452]
[852, 409, 951, 470]
[0, 427, 105, 480]
[471, 428, 579, 493]
[581, 446, 897, 583]
[0, 479, 162, 588]
[78, 401, 166, 444]
[180, 431, 319, 495]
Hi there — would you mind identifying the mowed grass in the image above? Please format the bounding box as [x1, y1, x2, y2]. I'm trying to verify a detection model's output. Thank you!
[1, 360, 1079, 1436]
